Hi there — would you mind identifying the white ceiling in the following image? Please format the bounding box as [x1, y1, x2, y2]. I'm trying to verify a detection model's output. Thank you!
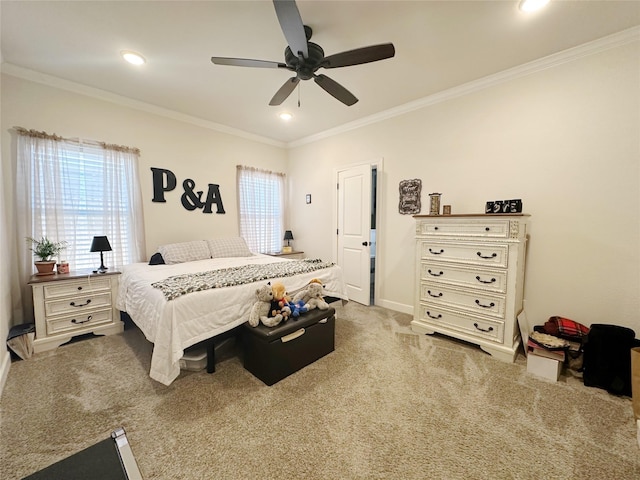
[2, 1, 639, 145]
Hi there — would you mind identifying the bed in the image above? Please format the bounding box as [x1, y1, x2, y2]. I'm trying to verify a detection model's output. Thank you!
[115, 238, 348, 385]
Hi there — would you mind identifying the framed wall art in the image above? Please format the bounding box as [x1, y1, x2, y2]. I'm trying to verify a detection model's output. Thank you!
[398, 179, 421, 215]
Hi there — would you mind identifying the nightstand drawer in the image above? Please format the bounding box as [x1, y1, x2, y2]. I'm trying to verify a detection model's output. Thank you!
[46, 309, 112, 335]
[45, 292, 112, 317]
[43, 277, 111, 299]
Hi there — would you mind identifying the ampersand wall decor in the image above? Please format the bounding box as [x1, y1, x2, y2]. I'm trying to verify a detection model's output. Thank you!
[151, 167, 226, 214]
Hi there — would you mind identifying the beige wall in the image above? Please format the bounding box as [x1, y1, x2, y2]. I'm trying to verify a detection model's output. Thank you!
[288, 41, 640, 332]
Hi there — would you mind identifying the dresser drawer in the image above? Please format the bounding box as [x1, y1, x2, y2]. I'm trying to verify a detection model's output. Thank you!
[420, 282, 506, 319]
[45, 292, 112, 317]
[417, 303, 504, 343]
[46, 308, 113, 335]
[419, 241, 509, 268]
[417, 219, 511, 238]
[420, 262, 507, 293]
[43, 277, 111, 299]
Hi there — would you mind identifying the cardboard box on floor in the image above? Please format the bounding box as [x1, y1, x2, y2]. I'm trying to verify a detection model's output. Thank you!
[631, 347, 640, 448]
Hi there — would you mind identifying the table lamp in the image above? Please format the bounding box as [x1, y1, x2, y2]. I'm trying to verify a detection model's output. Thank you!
[283, 230, 294, 253]
[90, 236, 112, 273]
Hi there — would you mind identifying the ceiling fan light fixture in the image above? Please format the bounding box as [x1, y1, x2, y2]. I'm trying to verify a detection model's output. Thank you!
[279, 112, 293, 121]
[519, 0, 550, 12]
[121, 50, 146, 65]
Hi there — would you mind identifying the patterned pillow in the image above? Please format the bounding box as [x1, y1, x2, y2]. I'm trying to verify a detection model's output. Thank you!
[158, 240, 211, 265]
[207, 237, 253, 258]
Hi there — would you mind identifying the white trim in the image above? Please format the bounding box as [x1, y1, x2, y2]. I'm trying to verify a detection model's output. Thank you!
[289, 26, 640, 148]
[378, 299, 413, 316]
[0, 350, 11, 398]
[1, 26, 637, 150]
[0, 63, 286, 149]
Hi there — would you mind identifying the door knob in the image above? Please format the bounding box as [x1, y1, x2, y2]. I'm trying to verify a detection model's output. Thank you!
[362, 241, 370, 246]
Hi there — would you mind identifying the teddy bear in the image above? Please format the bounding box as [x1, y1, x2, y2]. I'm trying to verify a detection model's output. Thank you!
[248, 283, 285, 328]
[289, 299, 308, 319]
[292, 279, 329, 311]
[270, 281, 292, 322]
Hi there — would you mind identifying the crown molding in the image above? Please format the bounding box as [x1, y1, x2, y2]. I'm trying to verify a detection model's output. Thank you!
[288, 26, 640, 149]
[0, 63, 286, 149]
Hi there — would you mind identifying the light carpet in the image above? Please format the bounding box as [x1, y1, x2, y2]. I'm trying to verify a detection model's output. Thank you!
[1, 302, 639, 479]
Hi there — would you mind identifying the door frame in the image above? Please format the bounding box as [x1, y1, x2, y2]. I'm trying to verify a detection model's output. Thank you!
[332, 158, 383, 305]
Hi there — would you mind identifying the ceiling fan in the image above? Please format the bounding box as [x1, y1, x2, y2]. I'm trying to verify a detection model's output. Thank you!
[211, 0, 395, 107]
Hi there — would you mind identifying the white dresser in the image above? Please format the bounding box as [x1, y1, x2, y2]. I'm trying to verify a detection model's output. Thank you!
[412, 214, 529, 362]
[29, 270, 123, 353]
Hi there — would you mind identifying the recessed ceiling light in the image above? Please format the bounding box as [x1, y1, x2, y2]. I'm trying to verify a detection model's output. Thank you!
[519, 0, 550, 12]
[279, 112, 293, 121]
[121, 50, 146, 65]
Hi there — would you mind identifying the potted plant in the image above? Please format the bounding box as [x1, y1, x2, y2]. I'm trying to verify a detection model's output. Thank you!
[26, 236, 68, 275]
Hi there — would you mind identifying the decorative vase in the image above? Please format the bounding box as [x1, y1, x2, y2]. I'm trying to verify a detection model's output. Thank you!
[34, 261, 56, 276]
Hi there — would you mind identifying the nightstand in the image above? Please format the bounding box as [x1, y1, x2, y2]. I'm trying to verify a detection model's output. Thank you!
[28, 269, 124, 353]
[267, 250, 305, 260]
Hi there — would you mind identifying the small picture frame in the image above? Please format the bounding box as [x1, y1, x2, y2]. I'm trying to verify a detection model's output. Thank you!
[306, 194, 312, 204]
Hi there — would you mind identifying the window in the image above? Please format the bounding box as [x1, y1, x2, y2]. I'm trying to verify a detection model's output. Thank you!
[237, 166, 285, 254]
[16, 129, 146, 272]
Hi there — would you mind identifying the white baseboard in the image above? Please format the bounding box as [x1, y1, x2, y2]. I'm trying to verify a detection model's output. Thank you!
[376, 298, 413, 315]
[0, 350, 11, 398]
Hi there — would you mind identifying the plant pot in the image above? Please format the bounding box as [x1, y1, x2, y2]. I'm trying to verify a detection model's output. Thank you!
[34, 261, 56, 276]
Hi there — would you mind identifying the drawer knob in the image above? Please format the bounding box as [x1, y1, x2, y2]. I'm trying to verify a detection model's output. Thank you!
[428, 269, 444, 277]
[71, 315, 92, 325]
[476, 276, 496, 284]
[70, 299, 92, 307]
[429, 248, 444, 255]
[485, 227, 490, 232]
[434, 227, 439, 231]
[473, 323, 494, 333]
[77, 286, 83, 290]
[475, 299, 495, 308]
[427, 290, 443, 298]
[426, 311, 442, 319]
[476, 251, 497, 260]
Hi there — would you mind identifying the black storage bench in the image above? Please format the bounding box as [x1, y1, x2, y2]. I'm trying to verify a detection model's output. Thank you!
[242, 307, 336, 385]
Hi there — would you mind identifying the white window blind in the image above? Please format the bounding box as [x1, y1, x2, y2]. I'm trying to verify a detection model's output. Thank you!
[17, 129, 145, 273]
[237, 166, 285, 254]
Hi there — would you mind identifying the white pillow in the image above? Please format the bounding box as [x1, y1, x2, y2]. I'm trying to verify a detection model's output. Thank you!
[207, 237, 253, 258]
[158, 240, 211, 265]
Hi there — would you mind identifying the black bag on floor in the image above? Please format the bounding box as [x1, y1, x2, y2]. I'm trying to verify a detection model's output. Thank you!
[583, 324, 637, 396]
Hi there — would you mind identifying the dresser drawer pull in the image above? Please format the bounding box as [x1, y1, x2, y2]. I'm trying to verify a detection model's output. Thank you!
[485, 227, 490, 232]
[476, 276, 496, 284]
[71, 315, 92, 325]
[429, 248, 444, 255]
[427, 290, 443, 298]
[426, 311, 442, 319]
[70, 299, 92, 307]
[473, 323, 494, 333]
[476, 251, 497, 259]
[428, 269, 444, 277]
[77, 286, 83, 291]
[475, 299, 495, 308]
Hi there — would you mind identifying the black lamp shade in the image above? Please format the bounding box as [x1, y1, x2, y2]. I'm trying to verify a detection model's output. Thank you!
[90, 236, 112, 252]
[90, 236, 112, 273]
[284, 231, 294, 241]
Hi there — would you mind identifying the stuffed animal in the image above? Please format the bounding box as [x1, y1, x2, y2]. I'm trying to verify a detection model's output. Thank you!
[270, 281, 291, 322]
[292, 278, 329, 311]
[249, 283, 285, 328]
[289, 299, 308, 318]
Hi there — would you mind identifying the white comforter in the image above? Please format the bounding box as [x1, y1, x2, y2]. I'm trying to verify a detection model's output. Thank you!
[116, 254, 348, 385]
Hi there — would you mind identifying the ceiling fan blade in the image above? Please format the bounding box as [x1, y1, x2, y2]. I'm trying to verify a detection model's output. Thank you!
[314, 74, 358, 106]
[211, 57, 286, 69]
[273, 0, 308, 59]
[322, 43, 395, 69]
[269, 77, 301, 106]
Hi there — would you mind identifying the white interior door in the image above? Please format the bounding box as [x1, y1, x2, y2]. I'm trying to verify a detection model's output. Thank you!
[337, 164, 371, 305]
